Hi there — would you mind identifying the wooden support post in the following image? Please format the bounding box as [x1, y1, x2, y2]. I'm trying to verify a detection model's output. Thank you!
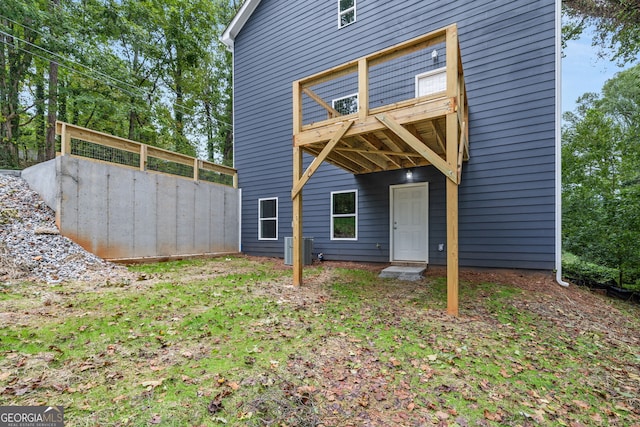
[446, 25, 460, 316]
[293, 146, 303, 286]
[60, 122, 71, 155]
[358, 58, 368, 122]
[293, 81, 303, 286]
[446, 171, 459, 316]
[140, 144, 147, 171]
[193, 158, 200, 181]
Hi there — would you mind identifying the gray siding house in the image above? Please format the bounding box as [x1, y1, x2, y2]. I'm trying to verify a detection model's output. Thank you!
[223, 0, 561, 273]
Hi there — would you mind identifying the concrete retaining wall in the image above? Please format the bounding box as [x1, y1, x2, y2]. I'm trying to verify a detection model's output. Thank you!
[23, 156, 240, 260]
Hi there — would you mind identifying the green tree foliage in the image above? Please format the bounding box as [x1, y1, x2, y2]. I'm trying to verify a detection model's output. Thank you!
[562, 65, 640, 286]
[0, 0, 44, 167]
[0, 0, 240, 168]
[563, 0, 640, 64]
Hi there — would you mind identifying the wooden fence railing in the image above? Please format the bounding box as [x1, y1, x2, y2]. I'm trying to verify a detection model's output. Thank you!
[55, 121, 237, 188]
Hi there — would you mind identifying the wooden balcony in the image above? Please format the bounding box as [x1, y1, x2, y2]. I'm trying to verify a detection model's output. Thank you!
[291, 24, 468, 316]
[292, 23, 468, 184]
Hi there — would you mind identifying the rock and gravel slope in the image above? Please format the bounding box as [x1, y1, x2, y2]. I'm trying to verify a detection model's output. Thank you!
[0, 173, 132, 284]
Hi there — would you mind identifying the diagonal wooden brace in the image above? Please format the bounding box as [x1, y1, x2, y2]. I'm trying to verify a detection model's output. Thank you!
[291, 120, 354, 199]
[375, 114, 458, 184]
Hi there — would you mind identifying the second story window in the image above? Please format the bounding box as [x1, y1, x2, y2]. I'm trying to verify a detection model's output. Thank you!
[338, 0, 356, 28]
[332, 93, 358, 116]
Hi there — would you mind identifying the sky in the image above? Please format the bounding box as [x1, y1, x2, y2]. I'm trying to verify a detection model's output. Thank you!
[561, 28, 633, 114]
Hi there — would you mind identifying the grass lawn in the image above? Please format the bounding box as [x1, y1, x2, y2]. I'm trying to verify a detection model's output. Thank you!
[1, 256, 639, 426]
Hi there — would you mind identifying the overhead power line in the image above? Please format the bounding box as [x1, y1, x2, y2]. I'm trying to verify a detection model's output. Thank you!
[0, 28, 145, 95]
[0, 21, 232, 126]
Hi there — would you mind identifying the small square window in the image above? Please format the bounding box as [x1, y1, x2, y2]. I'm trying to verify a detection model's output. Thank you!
[332, 93, 358, 116]
[331, 190, 357, 240]
[259, 198, 278, 240]
[415, 67, 447, 97]
[338, 0, 356, 28]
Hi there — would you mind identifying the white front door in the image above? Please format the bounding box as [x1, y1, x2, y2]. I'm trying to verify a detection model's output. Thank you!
[390, 183, 429, 262]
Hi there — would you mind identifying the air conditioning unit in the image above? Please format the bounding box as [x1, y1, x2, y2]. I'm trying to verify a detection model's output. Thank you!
[284, 237, 313, 265]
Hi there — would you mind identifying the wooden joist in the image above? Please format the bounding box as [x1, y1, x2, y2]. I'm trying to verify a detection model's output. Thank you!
[295, 97, 455, 146]
[376, 114, 457, 183]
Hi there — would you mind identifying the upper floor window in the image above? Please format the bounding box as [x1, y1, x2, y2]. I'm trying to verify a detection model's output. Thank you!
[331, 190, 357, 240]
[258, 197, 278, 240]
[338, 0, 356, 28]
[332, 93, 358, 115]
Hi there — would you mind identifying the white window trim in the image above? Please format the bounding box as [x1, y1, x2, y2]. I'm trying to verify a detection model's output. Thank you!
[330, 189, 358, 241]
[415, 66, 447, 98]
[331, 93, 359, 116]
[258, 197, 278, 241]
[338, 0, 356, 28]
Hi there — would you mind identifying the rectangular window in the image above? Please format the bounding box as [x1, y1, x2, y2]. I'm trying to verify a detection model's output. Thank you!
[332, 93, 358, 116]
[331, 190, 357, 240]
[338, 0, 356, 28]
[258, 198, 278, 240]
[415, 67, 447, 97]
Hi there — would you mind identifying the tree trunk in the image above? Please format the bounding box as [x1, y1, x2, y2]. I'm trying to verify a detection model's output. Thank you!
[35, 68, 46, 162]
[45, 0, 60, 160]
[58, 78, 67, 123]
[46, 59, 59, 160]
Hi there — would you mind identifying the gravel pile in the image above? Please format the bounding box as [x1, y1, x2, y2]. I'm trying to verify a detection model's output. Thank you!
[0, 173, 133, 284]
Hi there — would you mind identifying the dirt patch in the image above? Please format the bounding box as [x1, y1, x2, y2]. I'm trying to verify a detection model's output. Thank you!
[2, 255, 638, 426]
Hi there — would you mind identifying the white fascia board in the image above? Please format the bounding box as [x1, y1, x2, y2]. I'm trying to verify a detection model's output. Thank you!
[221, 0, 262, 49]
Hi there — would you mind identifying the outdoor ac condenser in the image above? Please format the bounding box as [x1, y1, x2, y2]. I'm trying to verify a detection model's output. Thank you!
[284, 237, 313, 265]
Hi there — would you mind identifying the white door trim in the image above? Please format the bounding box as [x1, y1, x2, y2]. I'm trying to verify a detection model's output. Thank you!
[389, 182, 429, 263]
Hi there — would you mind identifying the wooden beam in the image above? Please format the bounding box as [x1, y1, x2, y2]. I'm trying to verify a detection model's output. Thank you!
[293, 80, 304, 286]
[446, 24, 460, 317]
[193, 158, 200, 181]
[295, 97, 454, 146]
[331, 147, 382, 172]
[59, 122, 71, 155]
[302, 87, 341, 118]
[430, 121, 447, 154]
[139, 144, 147, 171]
[293, 81, 302, 135]
[446, 175, 459, 316]
[293, 146, 303, 286]
[356, 134, 403, 169]
[297, 62, 358, 88]
[305, 142, 380, 174]
[376, 114, 457, 183]
[336, 147, 423, 158]
[358, 58, 369, 121]
[303, 146, 362, 174]
[380, 129, 418, 166]
[199, 161, 238, 176]
[339, 139, 390, 170]
[292, 121, 353, 199]
[457, 120, 467, 183]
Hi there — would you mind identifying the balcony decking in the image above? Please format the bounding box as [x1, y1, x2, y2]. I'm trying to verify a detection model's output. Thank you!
[291, 24, 468, 315]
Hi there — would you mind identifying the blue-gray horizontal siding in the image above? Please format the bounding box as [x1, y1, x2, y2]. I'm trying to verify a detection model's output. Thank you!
[233, 0, 556, 269]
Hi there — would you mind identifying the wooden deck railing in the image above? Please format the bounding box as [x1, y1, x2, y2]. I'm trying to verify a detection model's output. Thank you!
[55, 121, 237, 188]
[294, 24, 466, 137]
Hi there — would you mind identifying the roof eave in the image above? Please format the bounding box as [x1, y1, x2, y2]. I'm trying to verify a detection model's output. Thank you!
[221, 0, 262, 49]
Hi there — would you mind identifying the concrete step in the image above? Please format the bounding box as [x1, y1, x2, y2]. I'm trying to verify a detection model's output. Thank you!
[378, 265, 426, 281]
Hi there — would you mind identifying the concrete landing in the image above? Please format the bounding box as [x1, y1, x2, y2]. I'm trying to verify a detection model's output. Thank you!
[379, 265, 426, 281]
